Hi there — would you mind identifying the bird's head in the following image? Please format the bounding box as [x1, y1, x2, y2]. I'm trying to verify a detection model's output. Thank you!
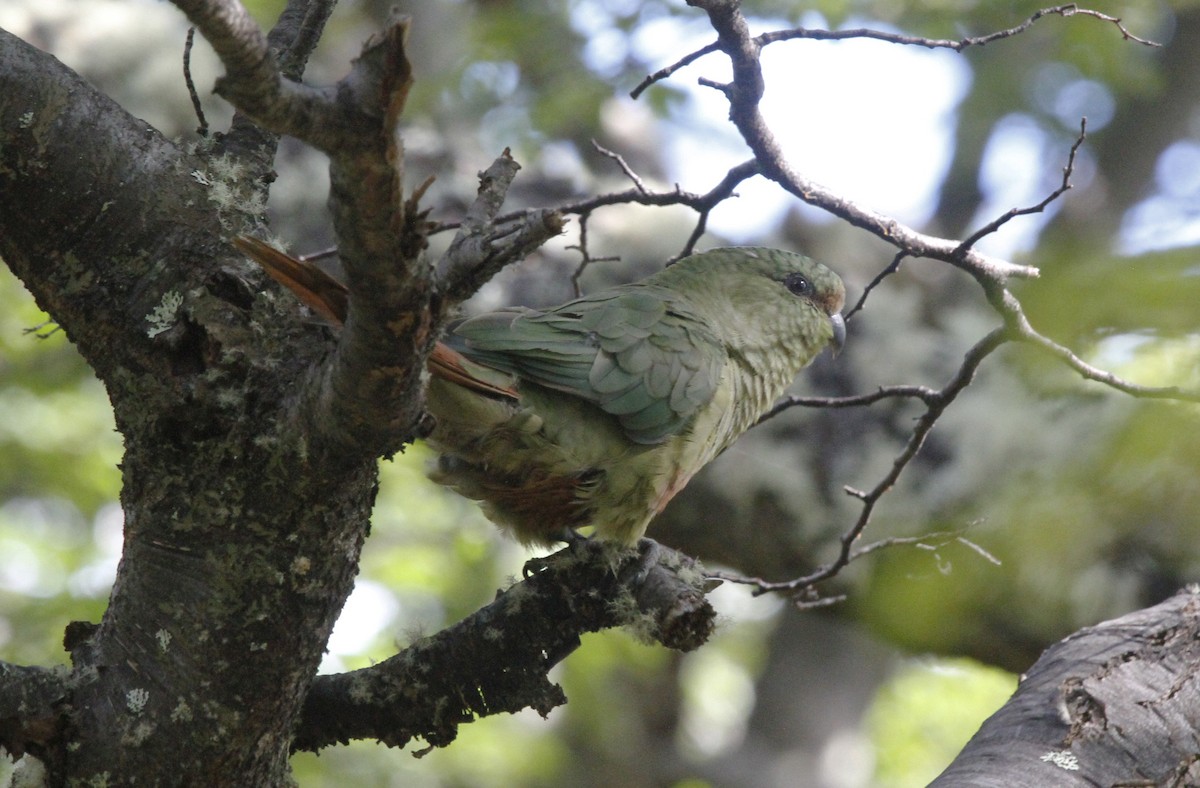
[660, 247, 847, 361]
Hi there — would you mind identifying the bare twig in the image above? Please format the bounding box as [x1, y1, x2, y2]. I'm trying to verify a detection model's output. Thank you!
[566, 212, 620, 297]
[1016, 327, 1200, 403]
[845, 251, 907, 320]
[436, 150, 566, 305]
[741, 328, 1010, 600]
[684, 0, 1041, 287]
[432, 158, 762, 264]
[849, 529, 1001, 566]
[631, 41, 720, 100]
[660, 1, 1183, 604]
[757, 384, 941, 424]
[956, 118, 1088, 254]
[756, 4, 1161, 51]
[710, 529, 1001, 599]
[592, 140, 649, 195]
[22, 320, 63, 339]
[183, 28, 209, 136]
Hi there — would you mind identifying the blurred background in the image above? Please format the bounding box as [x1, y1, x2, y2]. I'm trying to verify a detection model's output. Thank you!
[2, 0, 1198, 785]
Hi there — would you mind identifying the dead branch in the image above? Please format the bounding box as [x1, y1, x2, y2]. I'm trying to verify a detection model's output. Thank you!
[632, 4, 1159, 99]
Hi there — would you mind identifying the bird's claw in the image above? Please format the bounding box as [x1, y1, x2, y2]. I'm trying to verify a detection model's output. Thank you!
[522, 527, 592, 578]
[623, 537, 664, 585]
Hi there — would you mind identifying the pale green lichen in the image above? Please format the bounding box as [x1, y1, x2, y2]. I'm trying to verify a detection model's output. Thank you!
[123, 721, 155, 746]
[189, 153, 267, 229]
[155, 629, 171, 652]
[170, 699, 193, 723]
[126, 687, 150, 714]
[146, 290, 183, 338]
[1040, 750, 1080, 770]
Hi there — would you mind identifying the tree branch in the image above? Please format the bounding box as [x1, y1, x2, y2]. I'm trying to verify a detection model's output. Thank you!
[720, 328, 1010, 601]
[177, 0, 439, 457]
[0, 662, 70, 759]
[169, 0, 353, 153]
[0, 29, 222, 387]
[683, 0, 1039, 288]
[756, 5, 1161, 51]
[632, 5, 1159, 98]
[293, 540, 716, 752]
[933, 587, 1200, 786]
[436, 158, 763, 265]
[435, 150, 566, 306]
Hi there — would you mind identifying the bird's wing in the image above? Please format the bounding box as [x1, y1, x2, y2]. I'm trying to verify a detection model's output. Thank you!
[449, 287, 725, 444]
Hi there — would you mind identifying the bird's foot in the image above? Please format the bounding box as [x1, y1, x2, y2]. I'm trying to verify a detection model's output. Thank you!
[522, 527, 592, 578]
[622, 537, 664, 585]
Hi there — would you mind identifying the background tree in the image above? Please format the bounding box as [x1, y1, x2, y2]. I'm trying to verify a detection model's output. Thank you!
[2, 0, 1199, 785]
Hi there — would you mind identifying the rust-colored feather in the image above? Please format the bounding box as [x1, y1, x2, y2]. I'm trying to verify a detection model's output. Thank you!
[233, 236, 349, 327]
[234, 236, 517, 400]
[427, 342, 518, 400]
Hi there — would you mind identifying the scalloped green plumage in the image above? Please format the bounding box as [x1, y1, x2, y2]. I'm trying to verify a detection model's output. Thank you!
[427, 246, 846, 546]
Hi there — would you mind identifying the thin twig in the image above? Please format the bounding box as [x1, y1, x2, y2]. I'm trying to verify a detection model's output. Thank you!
[848, 530, 1001, 565]
[845, 251, 907, 320]
[1016, 328, 1200, 403]
[183, 27, 209, 137]
[709, 529, 1000, 597]
[756, 4, 1161, 52]
[630, 41, 721, 99]
[592, 140, 649, 195]
[756, 384, 941, 424]
[956, 118, 1088, 254]
[745, 328, 1010, 599]
[566, 211, 620, 297]
[432, 159, 762, 265]
[22, 321, 63, 339]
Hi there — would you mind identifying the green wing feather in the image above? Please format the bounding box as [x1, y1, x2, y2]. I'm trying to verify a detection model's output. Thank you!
[448, 286, 725, 444]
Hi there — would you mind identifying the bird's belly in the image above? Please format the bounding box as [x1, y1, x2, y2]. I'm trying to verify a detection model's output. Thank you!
[424, 380, 674, 547]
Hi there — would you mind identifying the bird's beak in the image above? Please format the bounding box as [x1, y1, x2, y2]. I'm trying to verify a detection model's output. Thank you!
[829, 313, 846, 358]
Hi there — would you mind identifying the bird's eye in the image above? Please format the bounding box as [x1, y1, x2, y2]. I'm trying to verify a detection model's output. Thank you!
[783, 273, 811, 296]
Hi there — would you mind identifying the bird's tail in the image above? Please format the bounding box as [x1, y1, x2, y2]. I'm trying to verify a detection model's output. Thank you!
[232, 236, 349, 327]
[233, 236, 517, 400]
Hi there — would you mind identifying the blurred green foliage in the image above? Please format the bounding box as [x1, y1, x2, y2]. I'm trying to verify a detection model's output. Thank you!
[868, 658, 1016, 787]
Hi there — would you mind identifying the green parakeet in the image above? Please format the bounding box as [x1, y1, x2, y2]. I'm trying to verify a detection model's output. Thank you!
[235, 237, 846, 547]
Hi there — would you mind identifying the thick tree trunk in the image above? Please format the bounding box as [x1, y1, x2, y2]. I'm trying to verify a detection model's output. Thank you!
[0, 27, 379, 784]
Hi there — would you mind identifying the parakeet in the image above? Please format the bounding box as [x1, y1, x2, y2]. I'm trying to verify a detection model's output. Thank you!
[234, 237, 845, 547]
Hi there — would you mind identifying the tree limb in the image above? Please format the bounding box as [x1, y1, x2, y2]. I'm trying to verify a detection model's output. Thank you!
[631, 4, 1159, 99]
[683, 0, 1039, 287]
[718, 328, 1010, 601]
[0, 29, 221, 387]
[933, 587, 1200, 786]
[293, 540, 716, 752]
[436, 150, 567, 306]
[0, 663, 70, 759]
[174, 0, 438, 457]
[657, 2, 1195, 601]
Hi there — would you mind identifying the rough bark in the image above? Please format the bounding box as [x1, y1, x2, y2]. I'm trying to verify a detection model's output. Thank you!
[933, 586, 1200, 787]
